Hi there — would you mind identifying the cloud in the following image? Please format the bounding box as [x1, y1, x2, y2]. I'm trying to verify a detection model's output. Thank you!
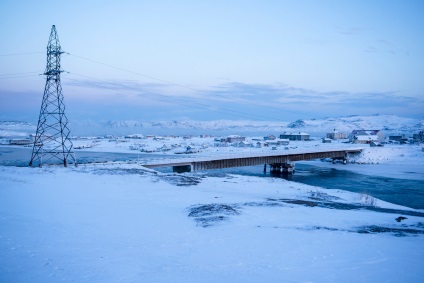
[364, 39, 409, 56]
[4, 79, 421, 123]
[202, 82, 424, 120]
[337, 26, 364, 36]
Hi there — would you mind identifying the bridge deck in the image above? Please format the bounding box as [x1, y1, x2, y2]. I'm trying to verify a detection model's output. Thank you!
[142, 148, 363, 172]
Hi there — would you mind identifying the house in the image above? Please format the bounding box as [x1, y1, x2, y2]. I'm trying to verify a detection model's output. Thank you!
[349, 130, 385, 143]
[370, 141, 383, 147]
[263, 134, 276, 141]
[153, 136, 166, 141]
[326, 129, 347, 140]
[389, 135, 404, 142]
[322, 138, 332, 143]
[266, 141, 279, 147]
[226, 135, 246, 143]
[185, 146, 200, 153]
[125, 134, 144, 139]
[353, 135, 379, 144]
[279, 132, 310, 141]
[413, 131, 424, 142]
[160, 144, 171, 152]
[255, 141, 264, 148]
[237, 141, 253, 147]
[276, 139, 290, 146]
[9, 138, 32, 145]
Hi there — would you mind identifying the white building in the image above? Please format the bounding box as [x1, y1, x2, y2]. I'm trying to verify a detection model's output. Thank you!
[353, 135, 380, 144]
[226, 135, 246, 143]
[349, 130, 385, 143]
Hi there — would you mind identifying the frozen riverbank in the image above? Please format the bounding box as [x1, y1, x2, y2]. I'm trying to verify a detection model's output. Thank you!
[1, 164, 424, 282]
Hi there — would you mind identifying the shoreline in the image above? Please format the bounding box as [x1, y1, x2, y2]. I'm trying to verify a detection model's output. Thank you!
[299, 160, 424, 181]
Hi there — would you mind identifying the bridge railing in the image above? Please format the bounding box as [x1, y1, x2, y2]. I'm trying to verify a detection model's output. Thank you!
[140, 146, 363, 167]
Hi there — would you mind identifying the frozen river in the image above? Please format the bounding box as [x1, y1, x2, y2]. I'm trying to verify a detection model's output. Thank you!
[1, 146, 423, 209]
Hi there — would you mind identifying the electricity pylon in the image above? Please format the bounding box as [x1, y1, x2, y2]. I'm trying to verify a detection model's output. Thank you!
[29, 25, 76, 167]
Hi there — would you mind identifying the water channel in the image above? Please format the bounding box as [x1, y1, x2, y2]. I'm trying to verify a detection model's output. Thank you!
[1, 146, 423, 209]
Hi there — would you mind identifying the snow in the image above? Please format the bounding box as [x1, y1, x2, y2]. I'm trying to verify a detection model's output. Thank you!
[1, 114, 424, 282]
[1, 162, 424, 282]
[1, 114, 423, 137]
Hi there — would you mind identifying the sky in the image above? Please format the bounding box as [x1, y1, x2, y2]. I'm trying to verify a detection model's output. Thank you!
[1, 0, 424, 124]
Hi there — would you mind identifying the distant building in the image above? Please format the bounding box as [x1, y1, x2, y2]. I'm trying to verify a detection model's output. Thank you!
[388, 135, 404, 142]
[263, 134, 276, 141]
[326, 129, 347, 140]
[370, 141, 383, 147]
[322, 138, 332, 143]
[413, 131, 424, 142]
[237, 141, 253, 147]
[255, 141, 264, 148]
[226, 135, 246, 143]
[266, 141, 279, 147]
[276, 139, 290, 146]
[349, 130, 385, 143]
[353, 135, 379, 144]
[279, 132, 310, 141]
[125, 134, 144, 139]
[9, 138, 32, 145]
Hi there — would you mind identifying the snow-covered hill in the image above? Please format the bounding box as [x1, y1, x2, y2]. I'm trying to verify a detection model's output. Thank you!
[0, 121, 36, 138]
[1, 114, 423, 137]
[293, 114, 424, 135]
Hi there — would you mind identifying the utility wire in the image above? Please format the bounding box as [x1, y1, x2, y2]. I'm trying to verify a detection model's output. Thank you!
[0, 71, 40, 77]
[64, 72, 289, 122]
[0, 52, 43, 56]
[1, 51, 309, 119]
[0, 73, 41, 80]
[67, 52, 310, 118]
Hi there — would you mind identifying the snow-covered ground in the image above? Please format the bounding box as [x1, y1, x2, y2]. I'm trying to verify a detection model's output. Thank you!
[1, 114, 423, 282]
[67, 135, 424, 181]
[1, 164, 424, 282]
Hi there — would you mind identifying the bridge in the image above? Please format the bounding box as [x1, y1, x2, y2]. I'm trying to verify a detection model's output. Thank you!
[142, 148, 363, 173]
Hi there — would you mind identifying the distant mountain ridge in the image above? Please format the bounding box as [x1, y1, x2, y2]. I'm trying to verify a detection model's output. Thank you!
[1, 115, 423, 137]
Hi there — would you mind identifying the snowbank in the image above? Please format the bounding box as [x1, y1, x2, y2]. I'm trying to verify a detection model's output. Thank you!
[1, 165, 423, 282]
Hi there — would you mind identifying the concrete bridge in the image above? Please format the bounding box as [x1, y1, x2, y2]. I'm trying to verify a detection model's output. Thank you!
[142, 148, 363, 173]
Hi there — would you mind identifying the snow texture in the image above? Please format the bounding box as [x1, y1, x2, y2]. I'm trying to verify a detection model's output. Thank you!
[1, 114, 424, 282]
[1, 114, 423, 137]
[1, 164, 424, 282]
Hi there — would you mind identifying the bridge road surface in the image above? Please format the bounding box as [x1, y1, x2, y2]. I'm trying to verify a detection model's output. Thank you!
[142, 148, 363, 172]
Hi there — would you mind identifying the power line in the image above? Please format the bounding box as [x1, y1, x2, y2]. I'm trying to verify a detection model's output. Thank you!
[0, 71, 40, 76]
[64, 72, 290, 122]
[0, 52, 43, 56]
[1, 51, 309, 119]
[67, 52, 310, 118]
[0, 73, 41, 80]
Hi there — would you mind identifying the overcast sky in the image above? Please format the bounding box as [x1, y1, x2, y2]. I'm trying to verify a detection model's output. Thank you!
[1, 0, 423, 123]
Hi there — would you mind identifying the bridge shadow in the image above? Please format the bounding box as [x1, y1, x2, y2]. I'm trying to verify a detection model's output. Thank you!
[269, 171, 294, 180]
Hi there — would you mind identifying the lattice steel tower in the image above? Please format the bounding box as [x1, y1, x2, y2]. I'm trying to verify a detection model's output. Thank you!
[29, 25, 76, 167]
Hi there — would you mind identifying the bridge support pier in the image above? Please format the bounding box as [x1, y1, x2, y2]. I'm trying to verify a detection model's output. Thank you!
[269, 163, 294, 174]
[173, 165, 192, 173]
[332, 157, 347, 164]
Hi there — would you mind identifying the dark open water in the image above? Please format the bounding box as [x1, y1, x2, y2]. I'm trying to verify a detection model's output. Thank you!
[204, 165, 424, 210]
[1, 146, 423, 209]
